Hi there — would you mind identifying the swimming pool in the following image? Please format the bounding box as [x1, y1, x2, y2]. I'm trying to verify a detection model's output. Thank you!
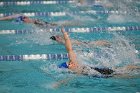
[0, 0, 140, 93]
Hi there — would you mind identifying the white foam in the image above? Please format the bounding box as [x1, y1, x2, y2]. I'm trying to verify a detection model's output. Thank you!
[0, 2, 4, 6]
[135, 50, 139, 54]
[0, 13, 4, 17]
[107, 14, 126, 23]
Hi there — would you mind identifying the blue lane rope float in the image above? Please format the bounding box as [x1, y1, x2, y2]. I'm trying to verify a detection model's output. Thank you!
[0, 10, 129, 17]
[0, 53, 69, 61]
[0, 26, 140, 35]
[0, 0, 74, 6]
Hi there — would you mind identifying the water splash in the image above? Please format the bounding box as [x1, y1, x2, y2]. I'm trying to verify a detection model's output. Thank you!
[107, 14, 140, 23]
[40, 62, 71, 79]
[25, 27, 54, 45]
[77, 32, 139, 68]
[57, 4, 96, 26]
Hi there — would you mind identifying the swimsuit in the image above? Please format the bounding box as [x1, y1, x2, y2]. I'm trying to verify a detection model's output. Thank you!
[91, 67, 114, 75]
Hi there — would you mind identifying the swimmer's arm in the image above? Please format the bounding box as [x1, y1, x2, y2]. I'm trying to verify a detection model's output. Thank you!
[61, 27, 77, 62]
[0, 14, 21, 21]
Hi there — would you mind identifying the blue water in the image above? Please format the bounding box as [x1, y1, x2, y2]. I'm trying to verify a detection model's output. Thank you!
[0, 0, 140, 93]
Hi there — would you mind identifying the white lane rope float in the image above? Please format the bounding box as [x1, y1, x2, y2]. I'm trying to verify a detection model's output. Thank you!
[0, 10, 129, 17]
[0, 0, 74, 6]
[0, 26, 139, 35]
[0, 53, 69, 61]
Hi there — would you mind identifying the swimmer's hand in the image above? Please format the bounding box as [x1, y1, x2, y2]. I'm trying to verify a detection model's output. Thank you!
[61, 27, 65, 33]
[61, 27, 69, 36]
[61, 27, 70, 41]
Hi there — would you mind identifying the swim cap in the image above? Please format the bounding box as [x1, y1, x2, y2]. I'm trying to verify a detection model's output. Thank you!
[58, 62, 68, 68]
[15, 16, 25, 23]
[50, 36, 56, 40]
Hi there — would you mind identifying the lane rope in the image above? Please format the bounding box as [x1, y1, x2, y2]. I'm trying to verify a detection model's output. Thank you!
[0, 10, 130, 17]
[0, 50, 139, 61]
[0, 53, 68, 61]
[0, 0, 74, 6]
[0, 26, 140, 35]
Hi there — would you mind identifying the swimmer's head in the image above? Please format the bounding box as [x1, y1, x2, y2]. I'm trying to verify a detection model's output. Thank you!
[15, 16, 26, 23]
[22, 16, 32, 23]
[18, 16, 28, 21]
[50, 36, 56, 40]
[50, 35, 63, 41]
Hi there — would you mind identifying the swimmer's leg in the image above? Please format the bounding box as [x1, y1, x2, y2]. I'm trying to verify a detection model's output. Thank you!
[125, 65, 140, 70]
[113, 65, 140, 78]
[89, 40, 111, 47]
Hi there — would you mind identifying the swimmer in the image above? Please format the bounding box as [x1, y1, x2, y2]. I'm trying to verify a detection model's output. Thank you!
[0, 14, 57, 27]
[52, 27, 140, 88]
[0, 14, 85, 27]
[58, 27, 113, 76]
[50, 35, 111, 47]
[59, 28, 140, 75]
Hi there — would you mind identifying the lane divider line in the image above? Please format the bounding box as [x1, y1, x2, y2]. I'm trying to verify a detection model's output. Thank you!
[0, 10, 130, 17]
[0, 26, 140, 35]
[0, 50, 139, 61]
[0, 0, 74, 6]
[0, 53, 68, 61]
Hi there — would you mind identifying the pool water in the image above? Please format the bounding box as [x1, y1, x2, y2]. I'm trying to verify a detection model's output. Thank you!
[0, 0, 140, 93]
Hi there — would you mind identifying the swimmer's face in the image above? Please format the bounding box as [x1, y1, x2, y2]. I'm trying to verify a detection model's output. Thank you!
[68, 62, 78, 69]
[22, 16, 32, 23]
